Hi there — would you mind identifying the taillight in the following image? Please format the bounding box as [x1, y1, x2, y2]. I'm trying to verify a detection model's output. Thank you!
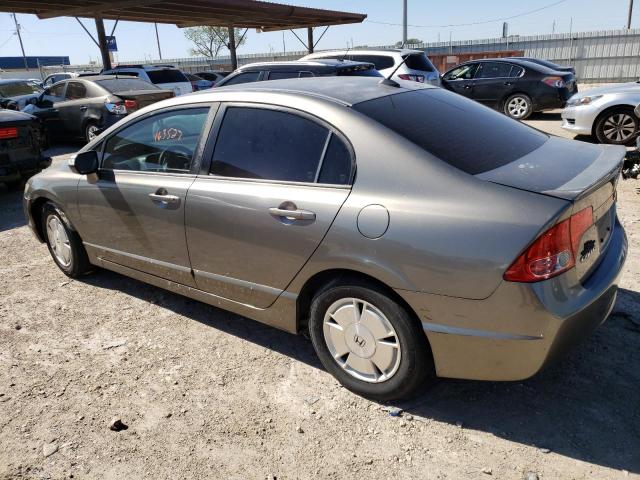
[542, 76, 565, 88]
[0, 127, 18, 139]
[504, 207, 593, 282]
[124, 99, 137, 110]
[104, 101, 127, 115]
[397, 74, 425, 83]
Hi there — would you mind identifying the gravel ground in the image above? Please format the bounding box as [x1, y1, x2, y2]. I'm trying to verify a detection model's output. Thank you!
[1, 117, 639, 480]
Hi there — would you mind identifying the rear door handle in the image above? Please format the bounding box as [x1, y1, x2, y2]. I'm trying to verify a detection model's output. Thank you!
[269, 207, 316, 221]
[504, 81, 514, 86]
[79, 106, 88, 111]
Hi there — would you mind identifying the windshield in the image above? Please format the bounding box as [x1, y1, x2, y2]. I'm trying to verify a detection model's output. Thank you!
[147, 69, 188, 84]
[96, 78, 159, 92]
[0, 81, 43, 97]
[353, 88, 548, 175]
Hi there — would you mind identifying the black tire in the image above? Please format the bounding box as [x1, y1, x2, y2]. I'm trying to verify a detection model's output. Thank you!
[503, 93, 533, 120]
[84, 121, 99, 144]
[594, 107, 639, 145]
[308, 281, 433, 401]
[41, 202, 93, 278]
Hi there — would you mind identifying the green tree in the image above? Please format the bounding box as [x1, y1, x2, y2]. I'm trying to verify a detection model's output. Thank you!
[395, 38, 423, 47]
[184, 26, 247, 58]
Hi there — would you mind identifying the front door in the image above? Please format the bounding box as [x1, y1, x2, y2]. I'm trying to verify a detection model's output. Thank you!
[441, 63, 479, 99]
[75, 105, 212, 286]
[186, 105, 354, 308]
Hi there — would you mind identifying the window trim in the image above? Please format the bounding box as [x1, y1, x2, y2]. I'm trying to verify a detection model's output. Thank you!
[96, 102, 218, 176]
[199, 101, 356, 188]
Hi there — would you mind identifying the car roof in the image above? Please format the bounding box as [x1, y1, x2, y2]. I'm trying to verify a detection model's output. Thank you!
[206, 76, 433, 106]
[451, 57, 562, 73]
[309, 48, 422, 56]
[62, 75, 140, 82]
[110, 64, 178, 71]
[236, 59, 374, 71]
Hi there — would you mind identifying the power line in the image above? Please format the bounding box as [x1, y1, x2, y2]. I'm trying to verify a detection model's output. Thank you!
[368, 0, 570, 29]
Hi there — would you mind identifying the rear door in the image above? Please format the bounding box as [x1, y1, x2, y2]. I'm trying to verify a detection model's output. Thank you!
[472, 62, 519, 105]
[185, 104, 354, 308]
[75, 104, 212, 285]
[58, 81, 92, 137]
[441, 63, 479, 98]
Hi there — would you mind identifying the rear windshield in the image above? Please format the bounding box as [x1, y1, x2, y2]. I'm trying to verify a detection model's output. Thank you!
[146, 69, 188, 84]
[96, 78, 158, 92]
[337, 66, 382, 77]
[352, 88, 547, 175]
[404, 53, 435, 72]
[0, 81, 42, 97]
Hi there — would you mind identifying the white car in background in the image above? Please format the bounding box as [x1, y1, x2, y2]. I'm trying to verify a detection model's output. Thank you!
[301, 48, 441, 86]
[101, 64, 193, 96]
[561, 82, 640, 145]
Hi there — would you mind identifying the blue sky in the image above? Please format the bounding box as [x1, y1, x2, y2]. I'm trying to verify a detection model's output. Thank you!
[0, 0, 637, 64]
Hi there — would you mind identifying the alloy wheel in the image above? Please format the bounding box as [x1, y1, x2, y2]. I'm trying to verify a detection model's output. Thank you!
[323, 298, 401, 383]
[507, 96, 529, 119]
[86, 124, 99, 142]
[46, 216, 72, 267]
[602, 113, 636, 142]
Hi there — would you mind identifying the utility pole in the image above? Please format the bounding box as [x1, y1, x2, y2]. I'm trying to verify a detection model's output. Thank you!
[628, 0, 634, 29]
[12, 13, 28, 71]
[154, 23, 162, 59]
[402, 0, 408, 46]
[94, 17, 112, 70]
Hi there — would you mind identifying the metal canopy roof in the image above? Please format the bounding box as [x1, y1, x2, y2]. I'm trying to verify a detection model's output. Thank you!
[2, 0, 367, 31]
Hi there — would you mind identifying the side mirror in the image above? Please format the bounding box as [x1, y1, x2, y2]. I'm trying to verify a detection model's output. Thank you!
[69, 150, 98, 175]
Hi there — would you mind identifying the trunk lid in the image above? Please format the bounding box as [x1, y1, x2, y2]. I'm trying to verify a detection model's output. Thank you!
[479, 136, 624, 282]
[113, 89, 173, 111]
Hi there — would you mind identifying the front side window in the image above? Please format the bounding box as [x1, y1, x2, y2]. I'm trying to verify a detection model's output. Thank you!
[222, 72, 261, 86]
[102, 107, 209, 173]
[475, 62, 513, 79]
[444, 64, 478, 80]
[211, 107, 329, 183]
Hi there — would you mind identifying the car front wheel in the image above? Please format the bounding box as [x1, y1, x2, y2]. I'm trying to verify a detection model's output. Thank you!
[504, 93, 533, 120]
[595, 107, 639, 145]
[42, 202, 92, 278]
[308, 282, 433, 401]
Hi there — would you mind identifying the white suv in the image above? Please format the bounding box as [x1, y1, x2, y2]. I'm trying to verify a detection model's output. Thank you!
[101, 65, 193, 96]
[301, 48, 440, 86]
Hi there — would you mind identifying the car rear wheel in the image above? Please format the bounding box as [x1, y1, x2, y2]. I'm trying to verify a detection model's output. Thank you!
[504, 94, 533, 120]
[42, 202, 92, 278]
[85, 122, 100, 143]
[595, 107, 639, 145]
[308, 282, 433, 401]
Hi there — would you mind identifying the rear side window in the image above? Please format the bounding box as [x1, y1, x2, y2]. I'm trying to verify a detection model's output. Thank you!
[318, 134, 353, 185]
[65, 82, 87, 100]
[353, 89, 547, 175]
[222, 71, 260, 86]
[509, 66, 524, 78]
[476, 62, 513, 79]
[146, 69, 188, 84]
[268, 71, 301, 80]
[404, 53, 435, 72]
[211, 107, 329, 183]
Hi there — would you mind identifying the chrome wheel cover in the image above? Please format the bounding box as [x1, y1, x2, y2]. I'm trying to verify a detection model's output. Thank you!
[602, 113, 636, 142]
[46, 216, 72, 267]
[323, 298, 401, 383]
[507, 96, 529, 118]
[86, 125, 99, 142]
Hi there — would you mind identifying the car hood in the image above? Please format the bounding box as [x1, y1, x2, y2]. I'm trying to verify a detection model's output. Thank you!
[571, 81, 640, 98]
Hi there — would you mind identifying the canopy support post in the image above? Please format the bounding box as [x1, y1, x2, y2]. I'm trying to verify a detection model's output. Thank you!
[228, 25, 237, 70]
[307, 27, 314, 53]
[95, 17, 112, 70]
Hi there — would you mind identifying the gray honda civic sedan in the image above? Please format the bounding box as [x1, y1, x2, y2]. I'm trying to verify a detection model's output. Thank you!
[24, 77, 627, 400]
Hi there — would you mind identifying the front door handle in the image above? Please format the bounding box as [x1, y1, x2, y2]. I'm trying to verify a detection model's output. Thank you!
[149, 188, 180, 207]
[269, 207, 316, 221]
[504, 81, 514, 86]
[79, 106, 88, 111]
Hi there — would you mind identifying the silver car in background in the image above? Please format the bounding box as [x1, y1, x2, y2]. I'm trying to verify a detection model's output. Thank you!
[562, 81, 640, 144]
[24, 78, 627, 400]
[301, 48, 441, 86]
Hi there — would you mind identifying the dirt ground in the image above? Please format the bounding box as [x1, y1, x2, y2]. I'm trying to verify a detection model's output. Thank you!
[1, 117, 639, 480]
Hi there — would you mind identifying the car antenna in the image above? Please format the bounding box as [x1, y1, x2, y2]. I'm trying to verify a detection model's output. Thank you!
[339, 46, 352, 62]
[379, 54, 409, 87]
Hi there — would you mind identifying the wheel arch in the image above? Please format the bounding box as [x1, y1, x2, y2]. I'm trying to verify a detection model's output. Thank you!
[591, 103, 639, 138]
[29, 195, 78, 242]
[500, 90, 532, 109]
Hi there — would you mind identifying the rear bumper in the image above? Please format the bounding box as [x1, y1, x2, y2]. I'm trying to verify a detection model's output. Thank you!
[396, 219, 627, 381]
